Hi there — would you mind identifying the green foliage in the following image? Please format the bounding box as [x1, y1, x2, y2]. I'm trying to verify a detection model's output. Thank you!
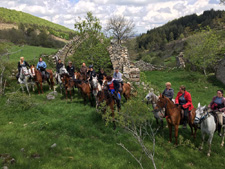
[0, 7, 75, 40]
[69, 12, 112, 72]
[185, 28, 221, 75]
[137, 9, 225, 51]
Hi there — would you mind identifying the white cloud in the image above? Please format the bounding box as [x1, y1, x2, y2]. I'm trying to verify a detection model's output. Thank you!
[0, 0, 224, 33]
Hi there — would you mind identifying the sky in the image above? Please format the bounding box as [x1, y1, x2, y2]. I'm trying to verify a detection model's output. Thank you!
[0, 0, 224, 34]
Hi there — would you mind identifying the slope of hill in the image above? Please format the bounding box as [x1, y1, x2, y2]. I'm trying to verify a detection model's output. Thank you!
[137, 9, 225, 51]
[0, 7, 75, 40]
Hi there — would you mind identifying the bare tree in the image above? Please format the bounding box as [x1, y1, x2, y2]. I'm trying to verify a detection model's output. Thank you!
[220, 0, 225, 4]
[105, 15, 135, 44]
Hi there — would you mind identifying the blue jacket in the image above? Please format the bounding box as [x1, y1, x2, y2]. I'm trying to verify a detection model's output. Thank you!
[37, 61, 47, 70]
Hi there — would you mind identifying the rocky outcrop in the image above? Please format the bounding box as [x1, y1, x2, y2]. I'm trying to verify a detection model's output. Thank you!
[108, 44, 140, 83]
[216, 56, 225, 85]
[134, 60, 164, 71]
[176, 52, 185, 68]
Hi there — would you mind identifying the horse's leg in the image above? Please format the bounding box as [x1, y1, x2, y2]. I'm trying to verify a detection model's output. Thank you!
[26, 84, 30, 96]
[36, 82, 40, 94]
[168, 123, 172, 143]
[160, 118, 163, 128]
[40, 82, 44, 94]
[207, 133, 214, 157]
[155, 117, 159, 125]
[70, 90, 72, 102]
[65, 88, 68, 101]
[193, 124, 198, 139]
[175, 125, 179, 145]
[21, 84, 24, 93]
[47, 78, 51, 90]
[200, 133, 205, 150]
[221, 126, 225, 147]
[189, 123, 194, 137]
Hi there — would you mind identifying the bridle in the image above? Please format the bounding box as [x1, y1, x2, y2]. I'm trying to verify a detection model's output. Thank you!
[194, 107, 210, 124]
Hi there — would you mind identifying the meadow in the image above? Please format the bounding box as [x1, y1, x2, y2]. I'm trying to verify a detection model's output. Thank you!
[1, 68, 225, 169]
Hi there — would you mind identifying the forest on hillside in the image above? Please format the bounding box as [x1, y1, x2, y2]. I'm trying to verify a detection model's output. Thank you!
[137, 9, 225, 51]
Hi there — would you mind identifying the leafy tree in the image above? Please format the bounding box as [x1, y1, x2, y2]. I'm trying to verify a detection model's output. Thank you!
[71, 12, 112, 72]
[185, 28, 221, 75]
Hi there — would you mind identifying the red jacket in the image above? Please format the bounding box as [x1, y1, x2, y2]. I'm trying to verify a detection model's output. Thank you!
[175, 91, 194, 111]
[108, 82, 114, 90]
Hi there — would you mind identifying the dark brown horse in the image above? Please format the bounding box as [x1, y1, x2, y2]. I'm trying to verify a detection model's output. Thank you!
[96, 86, 119, 129]
[61, 73, 76, 101]
[155, 94, 197, 145]
[30, 65, 54, 94]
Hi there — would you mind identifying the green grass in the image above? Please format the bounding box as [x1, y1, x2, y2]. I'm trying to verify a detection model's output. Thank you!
[2, 44, 58, 64]
[1, 69, 225, 169]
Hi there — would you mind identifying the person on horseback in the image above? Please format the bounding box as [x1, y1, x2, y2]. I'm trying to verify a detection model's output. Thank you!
[87, 65, 96, 82]
[175, 85, 194, 129]
[98, 68, 107, 86]
[208, 90, 225, 136]
[113, 67, 123, 100]
[66, 61, 75, 79]
[36, 57, 48, 82]
[56, 59, 64, 84]
[16, 57, 30, 82]
[162, 82, 174, 100]
[80, 62, 87, 80]
[106, 76, 121, 108]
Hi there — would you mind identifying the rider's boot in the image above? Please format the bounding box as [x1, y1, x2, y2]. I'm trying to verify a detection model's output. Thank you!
[183, 116, 187, 129]
[218, 124, 222, 137]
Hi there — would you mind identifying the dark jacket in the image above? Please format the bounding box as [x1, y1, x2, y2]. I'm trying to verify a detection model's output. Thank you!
[87, 70, 96, 81]
[18, 61, 30, 72]
[56, 63, 64, 73]
[98, 71, 107, 81]
[66, 65, 75, 77]
[80, 66, 87, 75]
[162, 88, 174, 100]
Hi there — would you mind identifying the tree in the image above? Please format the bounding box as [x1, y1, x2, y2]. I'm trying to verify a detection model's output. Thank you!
[105, 15, 135, 44]
[185, 28, 220, 76]
[72, 12, 112, 72]
[220, 0, 225, 4]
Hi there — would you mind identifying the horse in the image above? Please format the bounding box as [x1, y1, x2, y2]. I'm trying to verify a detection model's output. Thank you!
[56, 66, 69, 94]
[61, 73, 75, 101]
[155, 94, 197, 145]
[144, 92, 165, 127]
[194, 103, 225, 156]
[96, 85, 119, 130]
[91, 76, 102, 99]
[30, 65, 54, 94]
[121, 82, 131, 100]
[18, 67, 35, 96]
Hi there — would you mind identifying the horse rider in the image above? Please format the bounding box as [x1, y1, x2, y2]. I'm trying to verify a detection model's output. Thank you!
[16, 57, 30, 81]
[80, 62, 87, 80]
[162, 82, 174, 100]
[106, 76, 121, 108]
[208, 90, 225, 137]
[113, 67, 123, 100]
[56, 59, 64, 84]
[66, 61, 75, 79]
[36, 57, 48, 82]
[87, 65, 96, 82]
[98, 68, 107, 86]
[175, 85, 194, 129]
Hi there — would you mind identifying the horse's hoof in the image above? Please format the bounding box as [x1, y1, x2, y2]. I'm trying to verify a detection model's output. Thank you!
[207, 153, 210, 157]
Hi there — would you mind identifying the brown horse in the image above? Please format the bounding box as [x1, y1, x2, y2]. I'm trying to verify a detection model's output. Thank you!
[96, 86, 119, 129]
[155, 94, 197, 145]
[121, 82, 131, 100]
[61, 73, 76, 101]
[30, 65, 54, 94]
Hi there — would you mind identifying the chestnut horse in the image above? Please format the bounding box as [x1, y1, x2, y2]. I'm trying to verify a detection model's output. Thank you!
[96, 85, 119, 130]
[121, 82, 131, 100]
[30, 65, 54, 94]
[155, 94, 197, 145]
[61, 73, 76, 101]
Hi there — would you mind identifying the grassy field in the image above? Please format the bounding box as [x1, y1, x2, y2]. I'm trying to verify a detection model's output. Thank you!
[1, 69, 225, 169]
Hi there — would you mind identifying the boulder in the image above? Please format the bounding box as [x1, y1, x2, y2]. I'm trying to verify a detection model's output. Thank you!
[216, 57, 225, 85]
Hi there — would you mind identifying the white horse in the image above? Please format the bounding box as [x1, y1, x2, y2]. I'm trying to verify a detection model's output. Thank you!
[144, 91, 165, 127]
[18, 67, 34, 96]
[56, 66, 69, 94]
[91, 76, 102, 98]
[194, 103, 217, 156]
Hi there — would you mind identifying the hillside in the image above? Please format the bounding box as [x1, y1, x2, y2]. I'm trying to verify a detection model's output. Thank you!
[0, 7, 76, 40]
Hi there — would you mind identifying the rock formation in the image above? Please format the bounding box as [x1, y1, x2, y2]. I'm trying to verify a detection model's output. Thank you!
[176, 52, 185, 68]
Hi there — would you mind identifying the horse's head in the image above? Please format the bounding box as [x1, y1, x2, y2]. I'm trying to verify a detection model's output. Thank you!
[144, 92, 154, 104]
[30, 65, 36, 77]
[60, 66, 68, 75]
[102, 75, 107, 87]
[194, 103, 206, 124]
[154, 94, 167, 111]
[92, 76, 98, 88]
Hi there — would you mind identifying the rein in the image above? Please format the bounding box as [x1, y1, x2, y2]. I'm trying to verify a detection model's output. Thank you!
[195, 111, 209, 124]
